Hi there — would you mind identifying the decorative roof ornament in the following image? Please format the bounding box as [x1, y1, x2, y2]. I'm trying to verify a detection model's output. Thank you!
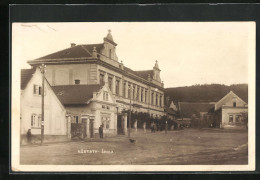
[92, 46, 97, 58]
[154, 60, 160, 70]
[106, 29, 114, 41]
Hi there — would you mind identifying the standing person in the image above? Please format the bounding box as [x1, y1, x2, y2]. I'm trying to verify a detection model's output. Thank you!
[26, 129, 32, 144]
[165, 121, 168, 134]
[99, 124, 103, 139]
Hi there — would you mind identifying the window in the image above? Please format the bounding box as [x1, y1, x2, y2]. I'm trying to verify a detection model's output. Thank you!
[73, 115, 79, 124]
[141, 89, 143, 102]
[156, 94, 158, 106]
[107, 106, 110, 110]
[132, 85, 135, 100]
[31, 114, 40, 128]
[103, 92, 109, 101]
[229, 115, 233, 123]
[151, 92, 154, 105]
[159, 95, 162, 107]
[235, 115, 240, 122]
[145, 90, 147, 103]
[101, 116, 110, 129]
[106, 93, 109, 101]
[33, 85, 42, 95]
[123, 82, 126, 97]
[115, 80, 120, 95]
[128, 84, 131, 99]
[99, 73, 105, 84]
[233, 102, 236, 107]
[108, 77, 113, 90]
[136, 87, 139, 101]
[102, 105, 106, 109]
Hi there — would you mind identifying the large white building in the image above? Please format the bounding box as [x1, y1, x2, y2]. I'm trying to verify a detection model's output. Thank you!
[27, 30, 166, 135]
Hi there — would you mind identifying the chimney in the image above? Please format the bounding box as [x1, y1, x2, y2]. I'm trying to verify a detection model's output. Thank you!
[74, 79, 80, 85]
[71, 43, 76, 48]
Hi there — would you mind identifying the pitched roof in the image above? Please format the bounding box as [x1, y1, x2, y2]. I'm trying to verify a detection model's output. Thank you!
[36, 44, 104, 60]
[21, 68, 36, 90]
[133, 70, 153, 80]
[52, 84, 103, 105]
[179, 102, 215, 118]
[215, 91, 247, 111]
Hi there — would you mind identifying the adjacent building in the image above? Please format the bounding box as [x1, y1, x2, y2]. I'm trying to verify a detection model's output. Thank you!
[209, 91, 248, 129]
[52, 82, 118, 138]
[20, 68, 68, 144]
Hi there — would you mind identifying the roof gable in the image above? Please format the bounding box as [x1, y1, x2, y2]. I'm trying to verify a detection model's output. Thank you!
[215, 91, 247, 110]
[21, 68, 36, 90]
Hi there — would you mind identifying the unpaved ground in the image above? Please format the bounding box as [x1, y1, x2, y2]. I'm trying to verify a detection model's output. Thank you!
[20, 128, 248, 165]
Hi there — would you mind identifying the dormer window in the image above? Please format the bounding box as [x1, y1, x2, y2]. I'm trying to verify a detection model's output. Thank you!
[233, 102, 236, 107]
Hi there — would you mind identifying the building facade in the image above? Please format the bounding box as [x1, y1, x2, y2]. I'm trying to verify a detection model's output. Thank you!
[20, 68, 68, 144]
[52, 83, 118, 138]
[27, 30, 166, 134]
[210, 91, 248, 129]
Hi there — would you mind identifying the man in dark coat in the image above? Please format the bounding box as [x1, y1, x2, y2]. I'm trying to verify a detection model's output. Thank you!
[99, 124, 103, 138]
[26, 129, 32, 144]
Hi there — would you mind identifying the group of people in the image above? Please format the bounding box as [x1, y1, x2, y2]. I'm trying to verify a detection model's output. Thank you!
[151, 122, 169, 133]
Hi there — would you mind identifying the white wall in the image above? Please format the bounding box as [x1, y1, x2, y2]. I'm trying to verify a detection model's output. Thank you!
[20, 68, 67, 135]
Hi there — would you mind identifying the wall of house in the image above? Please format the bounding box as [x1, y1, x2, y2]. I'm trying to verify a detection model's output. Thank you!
[222, 107, 248, 129]
[20, 69, 67, 137]
[44, 64, 98, 86]
[64, 85, 117, 137]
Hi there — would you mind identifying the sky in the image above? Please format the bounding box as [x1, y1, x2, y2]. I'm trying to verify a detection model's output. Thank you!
[12, 22, 254, 88]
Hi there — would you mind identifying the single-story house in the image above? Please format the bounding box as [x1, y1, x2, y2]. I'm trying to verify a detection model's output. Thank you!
[209, 91, 248, 129]
[52, 82, 117, 138]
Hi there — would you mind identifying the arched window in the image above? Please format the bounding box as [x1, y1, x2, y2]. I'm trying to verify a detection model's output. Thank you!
[233, 102, 236, 107]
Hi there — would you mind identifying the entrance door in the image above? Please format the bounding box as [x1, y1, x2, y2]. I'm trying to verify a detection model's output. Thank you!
[117, 114, 123, 134]
[89, 119, 94, 138]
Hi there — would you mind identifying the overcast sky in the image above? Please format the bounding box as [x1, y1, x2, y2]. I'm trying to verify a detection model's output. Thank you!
[12, 22, 254, 88]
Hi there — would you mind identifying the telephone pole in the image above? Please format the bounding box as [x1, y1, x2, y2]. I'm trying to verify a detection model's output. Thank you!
[39, 64, 46, 145]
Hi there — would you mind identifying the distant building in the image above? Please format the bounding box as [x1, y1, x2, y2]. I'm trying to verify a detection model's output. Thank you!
[27, 30, 166, 134]
[20, 68, 68, 144]
[178, 102, 215, 127]
[165, 101, 177, 120]
[209, 91, 248, 129]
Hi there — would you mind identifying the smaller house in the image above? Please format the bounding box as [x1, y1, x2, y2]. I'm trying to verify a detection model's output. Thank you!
[210, 91, 248, 129]
[20, 68, 68, 144]
[52, 83, 117, 139]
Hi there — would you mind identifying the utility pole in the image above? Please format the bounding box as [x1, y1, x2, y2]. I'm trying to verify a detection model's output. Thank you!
[40, 64, 46, 145]
[128, 86, 133, 138]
